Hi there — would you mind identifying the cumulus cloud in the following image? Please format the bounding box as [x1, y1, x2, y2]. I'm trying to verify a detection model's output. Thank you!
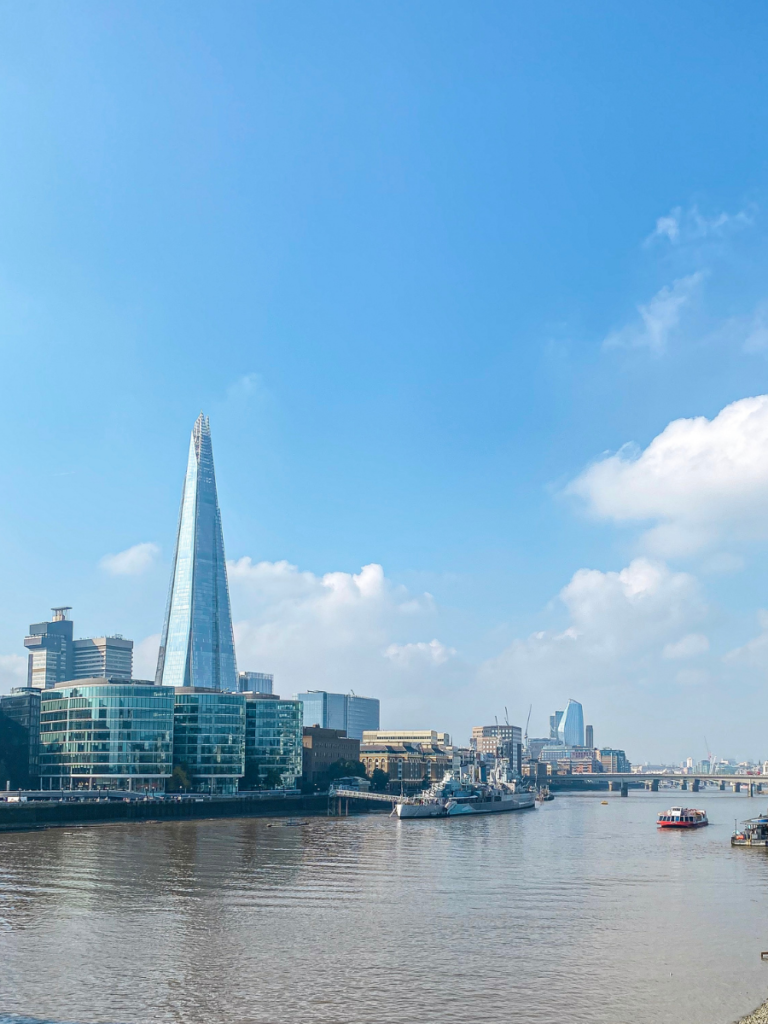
[100, 542, 160, 576]
[0, 654, 27, 694]
[662, 633, 709, 659]
[603, 272, 704, 353]
[568, 394, 768, 556]
[645, 204, 753, 247]
[227, 559, 459, 722]
[385, 639, 457, 668]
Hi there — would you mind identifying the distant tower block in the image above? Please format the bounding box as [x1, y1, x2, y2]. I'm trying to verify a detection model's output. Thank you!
[585, 724, 594, 748]
[155, 414, 237, 691]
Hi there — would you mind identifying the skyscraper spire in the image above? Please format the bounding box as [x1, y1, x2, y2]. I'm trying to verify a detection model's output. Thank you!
[155, 413, 237, 691]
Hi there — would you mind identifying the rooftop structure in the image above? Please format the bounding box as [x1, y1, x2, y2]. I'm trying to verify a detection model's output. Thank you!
[362, 729, 450, 746]
[24, 609, 133, 689]
[156, 414, 237, 692]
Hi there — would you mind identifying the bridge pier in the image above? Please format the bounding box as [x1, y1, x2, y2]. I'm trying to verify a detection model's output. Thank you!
[620, 783, 628, 797]
[720, 781, 726, 791]
[681, 779, 688, 791]
[691, 779, 700, 793]
[749, 784, 755, 798]
[608, 781, 618, 792]
[732, 782, 741, 793]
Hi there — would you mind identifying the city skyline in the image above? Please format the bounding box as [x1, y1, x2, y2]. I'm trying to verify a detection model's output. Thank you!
[3, 6, 768, 761]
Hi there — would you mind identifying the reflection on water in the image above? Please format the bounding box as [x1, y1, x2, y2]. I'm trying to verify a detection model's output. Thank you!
[0, 793, 767, 1024]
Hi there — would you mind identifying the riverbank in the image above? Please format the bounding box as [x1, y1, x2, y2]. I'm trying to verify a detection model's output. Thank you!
[739, 998, 768, 1023]
[0, 793, 388, 831]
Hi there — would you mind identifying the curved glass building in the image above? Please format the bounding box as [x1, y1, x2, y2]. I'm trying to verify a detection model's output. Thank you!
[39, 678, 173, 790]
[156, 414, 237, 691]
[557, 699, 585, 747]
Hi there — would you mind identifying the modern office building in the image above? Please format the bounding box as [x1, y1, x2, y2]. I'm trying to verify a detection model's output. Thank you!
[362, 729, 450, 746]
[585, 724, 594, 748]
[72, 636, 133, 679]
[24, 608, 134, 688]
[172, 688, 245, 794]
[39, 678, 173, 791]
[297, 690, 380, 741]
[238, 671, 274, 694]
[0, 688, 41, 785]
[156, 414, 238, 692]
[24, 607, 74, 689]
[470, 724, 522, 773]
[549, 711, 563, 740]
[527, 737, 550, 760]
[302, 727, 360, 786]
[599, 748, 631, 773]
[242, 693, 302, 789]
[557, 699, 585, 747]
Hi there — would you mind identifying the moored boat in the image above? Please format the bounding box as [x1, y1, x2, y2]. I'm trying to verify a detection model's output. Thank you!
[657, 807, 708, 829]
[731, 813, 768, 846]
[396, 769, 536, 819]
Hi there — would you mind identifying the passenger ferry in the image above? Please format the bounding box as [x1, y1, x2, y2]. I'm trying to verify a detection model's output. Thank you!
[657, 807, 708, 829]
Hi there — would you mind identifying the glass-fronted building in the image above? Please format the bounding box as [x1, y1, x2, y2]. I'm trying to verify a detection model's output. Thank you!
[297, 690, 380, 741]
[238, 671, 273, 694]
[557, 699, 585, 747]
[39, 678, 173, 790]
[0, 688, 41, 785]
[156, 414, 238, 692]
[242, 694, 302, 789]
[173, 688, 245, 794]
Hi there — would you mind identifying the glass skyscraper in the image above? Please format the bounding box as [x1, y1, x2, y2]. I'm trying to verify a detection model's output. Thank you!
[296, 690, 380, 741]
[557, 699, 585, 747]
[156, 414, 237, 691]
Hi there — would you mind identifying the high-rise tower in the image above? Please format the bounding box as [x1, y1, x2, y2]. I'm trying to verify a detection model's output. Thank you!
[557, 698, 585, 747]
[155, 414, 237, 691]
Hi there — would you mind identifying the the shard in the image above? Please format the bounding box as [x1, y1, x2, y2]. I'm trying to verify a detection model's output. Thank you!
[156, 413, 238, 691]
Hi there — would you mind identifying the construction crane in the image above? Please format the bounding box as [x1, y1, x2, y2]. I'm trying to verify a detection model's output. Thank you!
[524, 704, 532, 752]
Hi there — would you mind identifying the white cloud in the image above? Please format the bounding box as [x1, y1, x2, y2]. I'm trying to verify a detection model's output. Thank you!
[385, 639, 457, 668]
[134, 633, 160, 680]
[227, 559, 457, 722]
[724, 610, 768, 669]
[568, 394, 768, 556]
[0, 654, 27, 694]
[645, 204, 753, 247]
[663, 633, 709, 659]
[100, 542, 160, 576]
[603, 272, 704, 353]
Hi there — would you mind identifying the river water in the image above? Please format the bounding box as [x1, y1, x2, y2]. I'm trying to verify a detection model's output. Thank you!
[0, 791, 767, 1024]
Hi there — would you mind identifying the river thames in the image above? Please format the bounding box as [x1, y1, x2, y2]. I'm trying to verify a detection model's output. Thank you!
[0, 791, 767, 1024]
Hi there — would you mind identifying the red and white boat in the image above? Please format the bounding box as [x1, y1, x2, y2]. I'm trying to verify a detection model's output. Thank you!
[657, 807, 708, 829]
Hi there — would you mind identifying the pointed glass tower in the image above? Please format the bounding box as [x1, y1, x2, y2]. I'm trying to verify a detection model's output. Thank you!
[156, 414, 237, 691]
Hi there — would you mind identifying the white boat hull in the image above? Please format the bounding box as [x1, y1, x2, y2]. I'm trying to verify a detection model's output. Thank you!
[396, 792, 535, 818]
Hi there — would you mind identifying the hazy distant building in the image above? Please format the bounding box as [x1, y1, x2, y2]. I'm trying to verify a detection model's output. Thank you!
[156, 414, 237, 692]
[363, 729, 450, 746]
[24, 608, 133, 689]
[298, 691, 380, 741]
[585, 724, 594, 748]
[238, 671, 273, 694]
[599, 748, 630, 773]
[527, 738, 550, 760]
[557, 700, 585, 747]
[471, 724, 522, 773]
[549, 711, 563, 740]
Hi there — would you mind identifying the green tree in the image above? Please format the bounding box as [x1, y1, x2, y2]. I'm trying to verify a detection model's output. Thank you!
[167, 763, 191, 793]
[327, 759, 367, 782]
[370, 768, 389, 792]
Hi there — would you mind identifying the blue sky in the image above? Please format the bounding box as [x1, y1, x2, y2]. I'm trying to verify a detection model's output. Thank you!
[3, 2, 768, 759]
